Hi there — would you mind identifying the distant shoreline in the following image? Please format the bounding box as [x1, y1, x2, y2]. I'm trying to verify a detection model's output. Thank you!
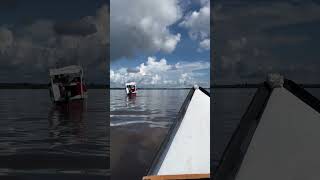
[1, 83, 320, 89]
[112, 84, 320, 89]
[211, 84, 320, 88]
[0, 83, 107, 89]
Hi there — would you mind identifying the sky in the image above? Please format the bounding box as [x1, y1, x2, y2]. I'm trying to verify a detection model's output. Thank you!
[110, 0, 210, 88]
[0, 0, 109, 84]
[213, 0, 320, 84]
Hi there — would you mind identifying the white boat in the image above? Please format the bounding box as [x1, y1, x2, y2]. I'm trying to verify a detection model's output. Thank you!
[125, 82, 137, 95]
[49, 65, 87, 103]
[143, 85, 210, 180]
[214, 74, 320, 180]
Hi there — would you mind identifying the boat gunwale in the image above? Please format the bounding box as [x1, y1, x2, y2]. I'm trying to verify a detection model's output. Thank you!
[283, 79, 320, 113]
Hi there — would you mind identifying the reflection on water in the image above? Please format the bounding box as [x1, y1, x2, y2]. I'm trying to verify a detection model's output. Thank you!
[111, 89, 189, 180]
[48, 101, 87, 142]
[125, 95, 137, 108]
[0, 89, 108, 179]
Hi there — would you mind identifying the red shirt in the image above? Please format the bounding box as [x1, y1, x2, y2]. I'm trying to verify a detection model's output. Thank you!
[76, 82, 87, 95]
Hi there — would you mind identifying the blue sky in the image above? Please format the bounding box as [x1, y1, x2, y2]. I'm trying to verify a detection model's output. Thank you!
[110, 0, 210, 88]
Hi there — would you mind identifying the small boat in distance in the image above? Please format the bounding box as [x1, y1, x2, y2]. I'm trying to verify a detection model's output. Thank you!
[143, 85, 210, 180]
[125, 82, 137, 96]
[49, 65, 87, 103]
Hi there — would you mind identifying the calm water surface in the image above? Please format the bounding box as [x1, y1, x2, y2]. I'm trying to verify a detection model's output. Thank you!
[0, 89, 108, 179]
[110, 89, 189, 180]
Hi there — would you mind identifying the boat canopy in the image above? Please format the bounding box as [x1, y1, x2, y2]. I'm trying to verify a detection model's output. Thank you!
[49, 65, 82, 76]
[214, 74, 320, 180]
[144, 85, 210, 179]
[125, 82, 136, 86]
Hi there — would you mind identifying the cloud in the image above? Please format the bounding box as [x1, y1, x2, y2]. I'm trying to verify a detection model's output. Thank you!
[213, 0, 320, 84]
[199, 38, 210, 51]
[21, 20, 56, 42]
[175, 60, 210, 71]
[53, 20, 97, 36]
[0, 4, 109, 83]
[86, 4, 109, 45]
[110, 0, 182, 61]
[180, 0, 210, 51]
[139, 57, 173, 76]
[127, 68, 140, 73]
[110, 56, 209, 88]
[0, 27, 14, 53]
[214, 1, 320, 31]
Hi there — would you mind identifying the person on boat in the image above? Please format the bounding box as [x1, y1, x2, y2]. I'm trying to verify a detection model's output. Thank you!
[129, 85, 136, 93]
[74, 77, 87, 95]
[56, 75, 66, 99]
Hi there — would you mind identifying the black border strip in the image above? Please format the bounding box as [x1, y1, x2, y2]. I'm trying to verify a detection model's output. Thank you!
[284, 79, 320, 113]
[146, 87, 196, 175]
[213, 82, 272, 180]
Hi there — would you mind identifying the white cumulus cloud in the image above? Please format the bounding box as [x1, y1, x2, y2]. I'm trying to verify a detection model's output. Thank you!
[110, 0, 182, 60]
[199, 38, 210, 51]
[139, 57, 172, 76]
[110, 56, 209, 88]
[180, 0, 210, 51]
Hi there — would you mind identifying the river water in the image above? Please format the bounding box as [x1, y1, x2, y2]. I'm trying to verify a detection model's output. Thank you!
[0, 89, 109, 179]
[110, 89, 189, 180]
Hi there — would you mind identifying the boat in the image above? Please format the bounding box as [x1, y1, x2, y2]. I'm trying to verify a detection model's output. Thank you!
[143, 85, 210, 180]
[126, 82, 137, 96]
[49, 65, 87, 103]
[213, 74, 320, 180]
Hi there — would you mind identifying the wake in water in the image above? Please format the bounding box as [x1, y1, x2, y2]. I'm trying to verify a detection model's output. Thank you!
[110, 119, 171, 128]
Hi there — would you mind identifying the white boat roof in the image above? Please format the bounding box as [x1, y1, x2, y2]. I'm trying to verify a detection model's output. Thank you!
[49, 65, 82, 76]
[214, 75, 320, 180]
[147, 85, 210, 176]
[125, 82, 136, 86]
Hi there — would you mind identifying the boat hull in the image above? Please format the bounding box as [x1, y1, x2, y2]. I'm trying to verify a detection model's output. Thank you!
[144, 86, 210, 178]
[51, 92, 88, 103]
[127, 92, 137, 96]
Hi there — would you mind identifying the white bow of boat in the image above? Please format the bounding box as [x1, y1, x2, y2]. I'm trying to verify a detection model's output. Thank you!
[144, 85, 210, 180]
[214, 74, 320, 180]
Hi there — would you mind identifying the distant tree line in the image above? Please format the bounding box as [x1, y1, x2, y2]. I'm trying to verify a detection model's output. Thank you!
[0, 83, 107, 89]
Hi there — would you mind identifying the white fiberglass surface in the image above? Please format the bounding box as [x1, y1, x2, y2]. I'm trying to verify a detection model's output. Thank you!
[157, 89, 210, 175]
[52, 84, 61, 101]
[236, 87, 320, 180]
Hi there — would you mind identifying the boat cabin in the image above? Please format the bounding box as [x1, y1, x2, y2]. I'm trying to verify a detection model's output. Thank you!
[125, 82, 137, 95]
[49, 65, 87, 103]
